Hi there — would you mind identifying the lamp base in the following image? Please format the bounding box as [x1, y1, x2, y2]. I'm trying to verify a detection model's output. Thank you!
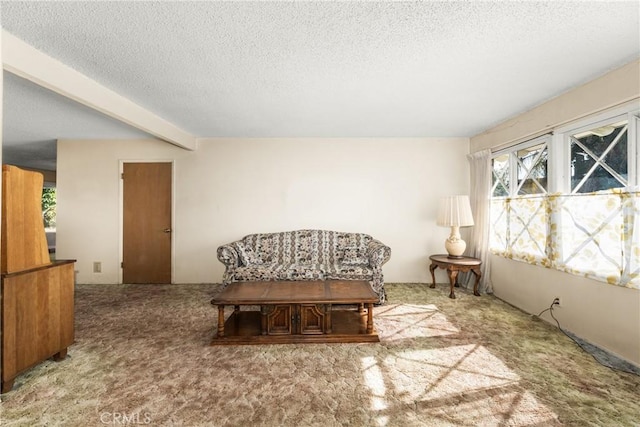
[444, 227, 467, 258]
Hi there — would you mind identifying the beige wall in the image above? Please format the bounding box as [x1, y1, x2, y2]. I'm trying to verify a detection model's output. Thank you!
[56, 137, 470, 286]
[471, 59, 640, 366]
[491, 256, 640, 365]
[472, 59, 640, 152]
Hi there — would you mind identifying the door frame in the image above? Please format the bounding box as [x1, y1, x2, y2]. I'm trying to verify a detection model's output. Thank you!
[118, 160, 175, 284]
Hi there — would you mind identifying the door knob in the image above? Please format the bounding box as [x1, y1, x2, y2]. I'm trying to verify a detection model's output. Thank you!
[163, 228, 172, 233]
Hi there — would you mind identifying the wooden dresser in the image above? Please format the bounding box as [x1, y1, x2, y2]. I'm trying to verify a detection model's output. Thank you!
[1, 165, 76, 393]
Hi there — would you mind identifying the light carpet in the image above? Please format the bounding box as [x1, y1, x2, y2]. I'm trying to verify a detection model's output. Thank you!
[1, 283, 638, 426]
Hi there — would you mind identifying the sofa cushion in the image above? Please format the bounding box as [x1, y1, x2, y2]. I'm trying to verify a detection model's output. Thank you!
[293, 230, 320, 264]
[233, 264, 286, 281]
[340, 247, 368, 265]
[326, 264, 373, 281]
[285, 263, 326, 280]
[233, 263, 329, 282]
[255, 235, 278, 264]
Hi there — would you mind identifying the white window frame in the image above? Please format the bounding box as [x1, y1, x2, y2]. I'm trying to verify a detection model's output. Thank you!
[555, 108, 639, 192]
[492, 104, 640, 195]
[492, 134, 552, 197]
[491, 135, 552, 263]
[490, 104, 640, 288]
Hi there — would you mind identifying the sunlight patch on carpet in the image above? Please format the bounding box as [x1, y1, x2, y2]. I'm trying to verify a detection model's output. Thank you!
[387, 344, 520, 400]
[361, 356, 389, 426]
[374, 303, 459, 341]
[360, 344, 559, 426]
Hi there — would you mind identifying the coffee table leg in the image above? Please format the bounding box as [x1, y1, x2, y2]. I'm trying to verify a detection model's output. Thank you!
[366, 303, 374, 334]
[217, 305, 225, 337]
[261, 305, 268, 335]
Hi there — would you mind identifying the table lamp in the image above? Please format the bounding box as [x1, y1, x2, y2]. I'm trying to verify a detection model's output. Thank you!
[436, 195, 474, 258]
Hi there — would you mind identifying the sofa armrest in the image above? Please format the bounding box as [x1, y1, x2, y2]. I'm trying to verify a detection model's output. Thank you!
[217, 243, 240, 269]
[366, 239, 391, 270]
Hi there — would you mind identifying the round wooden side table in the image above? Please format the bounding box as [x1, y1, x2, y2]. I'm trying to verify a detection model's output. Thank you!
[429, 254, 482, 299]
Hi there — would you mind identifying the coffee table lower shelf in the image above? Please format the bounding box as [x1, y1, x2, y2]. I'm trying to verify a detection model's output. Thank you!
[211, 310, 380, 345]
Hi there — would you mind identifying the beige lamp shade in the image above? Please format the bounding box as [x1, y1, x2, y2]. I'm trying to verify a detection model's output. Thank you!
[437, 195, 474, 227]
[437, 195, 474, 258]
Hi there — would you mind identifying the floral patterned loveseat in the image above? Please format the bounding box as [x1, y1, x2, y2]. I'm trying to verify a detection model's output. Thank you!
[217, 229, 391, 304]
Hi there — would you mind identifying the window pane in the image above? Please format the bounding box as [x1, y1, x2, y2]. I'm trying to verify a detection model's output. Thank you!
[571, 121, 628, 193]
[517, 144, 547, 195]
[573, 164, 624, 193]
[42, 187, 57, 230]
[492, 154, 509, 197]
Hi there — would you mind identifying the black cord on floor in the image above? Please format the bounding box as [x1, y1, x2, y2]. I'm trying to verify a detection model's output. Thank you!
[537, 300, 637, 376]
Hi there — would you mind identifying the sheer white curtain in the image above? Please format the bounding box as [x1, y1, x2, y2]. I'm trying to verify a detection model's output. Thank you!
[465, 149, 493, 293]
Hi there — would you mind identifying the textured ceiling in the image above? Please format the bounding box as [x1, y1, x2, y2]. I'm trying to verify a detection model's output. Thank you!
[1, 1, 640, 170]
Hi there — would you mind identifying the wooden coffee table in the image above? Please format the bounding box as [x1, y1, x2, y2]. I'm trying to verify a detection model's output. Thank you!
[210, 280, 379, 345]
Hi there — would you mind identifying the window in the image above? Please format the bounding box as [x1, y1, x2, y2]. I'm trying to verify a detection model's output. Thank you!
[491, 153, 509, 197]
[516, 142, 548, 195]
[570, 120, 628, 193]
[42, 187, 57, 230]
[489, 110, 639, 289]
[42, 185, 56, 256]
[491, 137, 549, 197]
[490, 136, 551, 264]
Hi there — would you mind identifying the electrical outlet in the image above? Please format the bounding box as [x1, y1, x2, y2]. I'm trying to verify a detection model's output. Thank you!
[93, 262, 102, 273]
[552, 297, 561, 307]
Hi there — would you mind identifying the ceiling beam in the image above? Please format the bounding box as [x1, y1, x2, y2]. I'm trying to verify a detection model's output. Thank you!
[1, 30, 196, 151]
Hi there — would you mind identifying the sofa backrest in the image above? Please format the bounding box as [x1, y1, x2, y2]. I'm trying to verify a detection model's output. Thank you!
[238, 229, 373, 266]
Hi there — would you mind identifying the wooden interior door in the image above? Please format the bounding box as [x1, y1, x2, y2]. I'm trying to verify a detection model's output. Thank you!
[122, 162, 172, 284]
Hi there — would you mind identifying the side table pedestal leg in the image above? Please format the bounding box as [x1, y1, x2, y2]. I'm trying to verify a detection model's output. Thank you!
[429, 263, 437, 289]
[473, 268, 482, 296]
[448, 270, 458, 299]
